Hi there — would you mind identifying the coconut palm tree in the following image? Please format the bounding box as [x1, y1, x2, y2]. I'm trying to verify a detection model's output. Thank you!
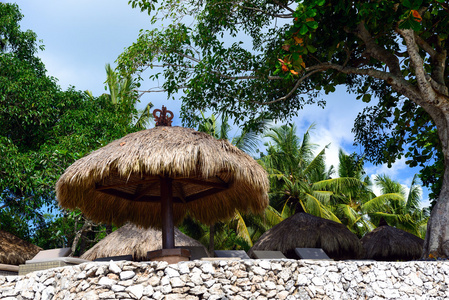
[182, 112, 270, 251]
[260, 124, 364, 223]
[104, 63, 153, 129]
[362, 174, 429, 238]
[326, 149, 375, 237]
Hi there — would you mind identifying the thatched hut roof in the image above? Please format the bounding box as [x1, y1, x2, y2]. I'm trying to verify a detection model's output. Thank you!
[80, 223, 208, 261]
[248, 212, 364, 260]
[0, 230, 42, 265]
[56, 126, 269, 228]
[361, 224, 424, 261]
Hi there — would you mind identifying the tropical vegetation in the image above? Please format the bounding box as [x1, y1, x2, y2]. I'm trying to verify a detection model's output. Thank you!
[121, 0, 448, 257]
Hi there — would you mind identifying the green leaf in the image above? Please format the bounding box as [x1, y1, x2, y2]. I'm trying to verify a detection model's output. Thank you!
[362, 94, 372, 103]
[403, 0, 412, 8]
[306, 21, 318, 29]
[306, 45, 317, 53]
[300, 24, 309, 35]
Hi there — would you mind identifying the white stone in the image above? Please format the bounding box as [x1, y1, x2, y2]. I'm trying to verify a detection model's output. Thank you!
[165, 267, 180, 278]
[111, 284, 126, 292]
[120, 270, 136, 280]
[258, 260, 272, 270]
[178, 263, 190, 274]
[328, 272, 341, 283]
[204, 279, 216, 288]
[98, 276, 116, 287]
[161, 284, 173, 294]
[311, 277, 324, 286]
[278, 291, 289, 300]
[170, 277, 186, 288]
[264, 281, 277, 290]
[160, 276, 170, 286]
[409, 272, 423, 286]
[143, 285, 155, 296]
[152, 291, 163, 300]
[109, 261, 122, 274]
[190, 273, 203, 285]
[21, 290, 35, 300]
[98, 291, 115, 299]
[41, 286, 54, 300]
[252, 266, 266, 276]
[200, 263, 215, 274]
[76, 271, 87, 280]
[43, 277, 55, 286]
[271, 263, 283, 271]
[296, 274, 309, 285]
[126, 284, 144, 299]
[278, 270, 290, 281]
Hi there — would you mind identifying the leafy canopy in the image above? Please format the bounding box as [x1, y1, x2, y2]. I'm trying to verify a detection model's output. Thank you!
[0, 3, 140, 242]
[121, 0, 448, 202]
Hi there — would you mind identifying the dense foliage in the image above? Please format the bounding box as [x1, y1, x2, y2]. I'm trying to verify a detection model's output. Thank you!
[0, 3, 139, 251]
[122, 0, 448, 257]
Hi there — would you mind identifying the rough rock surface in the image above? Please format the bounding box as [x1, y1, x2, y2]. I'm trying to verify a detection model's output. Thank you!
[1, 259, 449, 299]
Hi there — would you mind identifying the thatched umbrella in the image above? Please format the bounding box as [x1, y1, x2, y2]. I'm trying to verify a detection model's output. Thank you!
[81, 223, 208, 261]
[361, 218, 424, 261]
[0, 230, 42, 265]
[56, 107, 269, 261]
[248, 208, 364, 260]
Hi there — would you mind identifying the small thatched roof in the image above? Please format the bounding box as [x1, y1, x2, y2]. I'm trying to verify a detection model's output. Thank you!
[80, 223, 208, 261]
[361, 224, 424, 261]
[0, 230, 42, 265]
[56, 126, 269, 228]
[248, 212, 364, 260]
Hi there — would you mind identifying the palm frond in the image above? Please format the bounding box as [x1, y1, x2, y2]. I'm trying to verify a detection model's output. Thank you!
[312, 177, 364, 194]
[362, 193, 404, 213]
[135, 102, 154, 129]
[263, 206, 284, 227]
[405, 174, 422, 212]
[234, 211, 253, 247]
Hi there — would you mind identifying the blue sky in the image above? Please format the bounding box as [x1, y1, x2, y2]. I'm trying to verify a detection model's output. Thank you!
[14, 0, 430, 207]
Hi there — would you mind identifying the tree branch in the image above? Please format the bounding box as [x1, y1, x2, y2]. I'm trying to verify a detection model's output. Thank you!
[351, 21, 402, 77]
[250, 69, 322, 105]
[398, 29, 438, 103]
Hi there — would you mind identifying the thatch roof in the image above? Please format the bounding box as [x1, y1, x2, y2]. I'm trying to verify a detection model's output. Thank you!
[248, 212, 364, 260]
[361, 224, 424, 261]
[56, 126, 269, 228]
[0, 230, 42, 265]
[80, 223, 208, 261]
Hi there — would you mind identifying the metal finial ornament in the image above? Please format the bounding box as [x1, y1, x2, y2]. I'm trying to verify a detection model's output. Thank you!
[153, 106, 174, 126]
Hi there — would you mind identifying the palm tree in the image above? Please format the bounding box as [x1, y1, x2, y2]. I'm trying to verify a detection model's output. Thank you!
[181, 112, 270, 252]
[104, 63, 153, 129]
[326, 149, 375, 237]
[362, 174, 429, 238]
[260, 124, 362, 223]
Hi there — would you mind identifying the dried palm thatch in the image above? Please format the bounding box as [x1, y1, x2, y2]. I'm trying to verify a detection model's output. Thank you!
[56, 126, 269, 229]
[248, 212, 364, 260]
[0, 230, 42, 265]
[81, 223, 207, 261]
[361, 224, 424, 261]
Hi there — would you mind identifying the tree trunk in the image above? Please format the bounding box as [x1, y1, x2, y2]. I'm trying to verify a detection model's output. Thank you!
[422, 139, 449, 258]
[209, 224, 215, 256]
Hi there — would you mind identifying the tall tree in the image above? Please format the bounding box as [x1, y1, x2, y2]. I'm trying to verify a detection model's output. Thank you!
[261, 124, 365, 224]
[329, 150, 375, 237]
[364, 174, 429, 238]
[121, 0, 448, 258]
[0, 3, 138, 249]
[103, 63, 154, 129]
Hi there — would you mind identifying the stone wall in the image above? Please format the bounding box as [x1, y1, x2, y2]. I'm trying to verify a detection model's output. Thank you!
[1, 259, 448, 299]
